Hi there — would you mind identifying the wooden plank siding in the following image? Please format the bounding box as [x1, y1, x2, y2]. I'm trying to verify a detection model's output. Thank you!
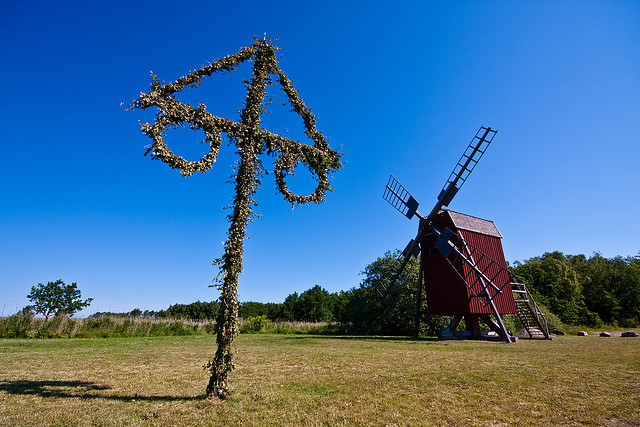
[421, 210, 517, 315]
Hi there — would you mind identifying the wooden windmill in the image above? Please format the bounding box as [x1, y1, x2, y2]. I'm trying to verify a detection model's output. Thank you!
[381, 126, 550, 342]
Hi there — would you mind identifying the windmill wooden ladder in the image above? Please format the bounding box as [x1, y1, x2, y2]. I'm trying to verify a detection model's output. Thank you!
[510, 281, 551, 339]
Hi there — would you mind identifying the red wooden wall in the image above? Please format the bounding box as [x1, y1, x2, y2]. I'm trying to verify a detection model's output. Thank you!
[421, 210, 517, 315]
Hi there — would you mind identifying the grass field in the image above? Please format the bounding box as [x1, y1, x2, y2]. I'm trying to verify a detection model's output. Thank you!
[0, 334, 638, 426]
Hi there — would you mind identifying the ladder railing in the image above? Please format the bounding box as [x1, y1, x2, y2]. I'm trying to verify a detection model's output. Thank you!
[511, 282, 550, 339]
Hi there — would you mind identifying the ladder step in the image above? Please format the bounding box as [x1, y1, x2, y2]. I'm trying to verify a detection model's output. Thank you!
[510, 281, 551, 339]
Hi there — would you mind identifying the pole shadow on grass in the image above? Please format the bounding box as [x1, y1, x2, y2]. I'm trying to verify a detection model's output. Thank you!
[0, 380, 200, 402]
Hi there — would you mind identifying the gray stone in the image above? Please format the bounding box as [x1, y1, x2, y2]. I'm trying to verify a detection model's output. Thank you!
[516, 328, 546, 338]
[599, 332, 611, 337]
[621, 330, 639, 338]
[577, 331, 588, 336]
[552, 330, 566, 336]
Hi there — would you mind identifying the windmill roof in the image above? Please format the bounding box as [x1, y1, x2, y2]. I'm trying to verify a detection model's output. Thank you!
[444, 210, 503, 238]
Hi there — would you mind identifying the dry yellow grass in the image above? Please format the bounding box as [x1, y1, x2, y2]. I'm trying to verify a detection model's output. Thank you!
[0, 334, 638, 425]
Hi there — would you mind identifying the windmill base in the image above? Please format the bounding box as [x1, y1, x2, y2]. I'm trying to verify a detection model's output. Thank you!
[438, 314, 517, 342]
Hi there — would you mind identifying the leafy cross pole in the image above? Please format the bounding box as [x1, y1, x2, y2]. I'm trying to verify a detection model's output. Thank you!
[130, 39, 342, 398]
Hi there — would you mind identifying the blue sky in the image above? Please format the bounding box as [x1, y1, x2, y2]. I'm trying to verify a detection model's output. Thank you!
[1, 1, 639, 316]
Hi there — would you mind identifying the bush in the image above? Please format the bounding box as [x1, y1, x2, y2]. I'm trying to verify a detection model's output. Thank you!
[241, 315, 269, 333]
[0, 312, 35, 338]
[540, 304, 563, 332]
[581, 309, 604, 328]
[619, 318, 639, 328]
[167, 321, 197, 336]
[0, 315, 216, 339]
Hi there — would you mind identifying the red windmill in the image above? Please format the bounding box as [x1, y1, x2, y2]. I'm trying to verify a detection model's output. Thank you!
[381, 126, 550, 342]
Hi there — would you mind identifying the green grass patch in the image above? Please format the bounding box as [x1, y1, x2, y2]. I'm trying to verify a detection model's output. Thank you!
[0, 334, 638, 425]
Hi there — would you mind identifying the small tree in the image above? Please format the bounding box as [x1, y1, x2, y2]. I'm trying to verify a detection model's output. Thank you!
[342, 250, 450, 336]
[129, 308, 143, 317]
[27, 280, 93, 320]
[297, 285, 334, 322]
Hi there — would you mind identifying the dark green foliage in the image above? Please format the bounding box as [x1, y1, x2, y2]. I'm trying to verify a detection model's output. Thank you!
[238, 302, 280, 319]
[268, 287, 347, 324]
[295, 285, 336, 322]
[167, 321, 198, 336]
[340, 251, 450, 336]
[91, 310, 168, 318]
[166, 301, 219, 320]
[129, 308, 142, 317]
[27, 280, 93, 320]
[143, 309, 168, 318]
[511, 252, 587, 324]
[571, 253, 640, 327]
[85, 316, 116, 331]
[512, 251, 640, 327]
[279, 292, 300, 320]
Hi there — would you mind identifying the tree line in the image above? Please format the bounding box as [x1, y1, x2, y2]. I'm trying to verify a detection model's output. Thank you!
[128, 250, 639, 333]
[511, 251, 640, 327]
[23, 250, 640, 335]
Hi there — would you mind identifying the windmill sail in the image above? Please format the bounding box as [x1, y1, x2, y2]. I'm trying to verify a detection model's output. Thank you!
[383, 175, 421, 220]
[380, 125, 544, 343]
[427, 126, 497, 220]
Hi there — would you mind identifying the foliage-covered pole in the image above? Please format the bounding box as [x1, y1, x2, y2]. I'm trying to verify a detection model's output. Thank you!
[129, 39, 342, 398]
[206, 48, 269, 397]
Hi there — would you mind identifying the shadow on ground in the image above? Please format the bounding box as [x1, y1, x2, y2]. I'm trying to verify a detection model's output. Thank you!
[0, 380, 201, 402]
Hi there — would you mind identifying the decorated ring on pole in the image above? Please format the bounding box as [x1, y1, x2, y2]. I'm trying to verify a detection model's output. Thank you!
[143, 100, 223, 177]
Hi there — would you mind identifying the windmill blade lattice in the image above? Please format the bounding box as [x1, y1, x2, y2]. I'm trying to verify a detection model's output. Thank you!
[430, 126, 497, 218]
[383, 175, 421, 220]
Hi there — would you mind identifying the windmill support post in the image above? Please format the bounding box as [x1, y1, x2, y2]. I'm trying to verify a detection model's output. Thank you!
[439, 314, 511, 341]
[439, 315, 463, 339]
[414, 249, 424, 339]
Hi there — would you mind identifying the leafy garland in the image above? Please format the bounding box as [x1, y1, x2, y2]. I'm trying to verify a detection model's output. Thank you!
[130, 39, 342, 398]
[131, 40, 341, 203]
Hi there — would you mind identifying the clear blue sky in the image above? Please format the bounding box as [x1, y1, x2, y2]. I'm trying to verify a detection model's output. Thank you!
[1, 1, 639, 316]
